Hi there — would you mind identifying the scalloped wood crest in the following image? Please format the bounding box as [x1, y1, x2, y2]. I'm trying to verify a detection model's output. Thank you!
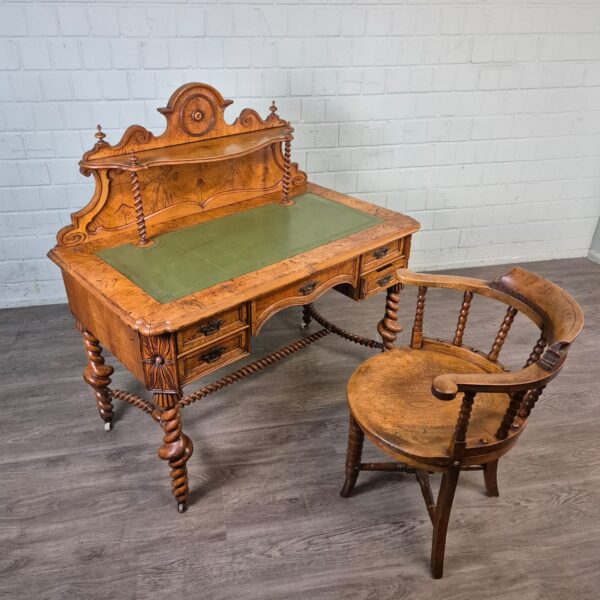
[56, 83, 306, 248]
[81, 82, 288, 165]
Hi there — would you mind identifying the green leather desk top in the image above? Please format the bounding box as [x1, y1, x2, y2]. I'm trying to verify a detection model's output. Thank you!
[97, 193, 383, 304]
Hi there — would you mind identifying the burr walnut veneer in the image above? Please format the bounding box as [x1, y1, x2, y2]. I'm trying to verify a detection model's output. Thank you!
[47, 83, 420, 512]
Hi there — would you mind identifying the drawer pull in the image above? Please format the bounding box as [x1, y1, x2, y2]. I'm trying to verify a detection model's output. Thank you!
[298, 280, 318, 296]
[199, 347, 225, 364]
[377, 274, 393, 288]
[198, 319, 224, 336]
[373, 246, 389, 259]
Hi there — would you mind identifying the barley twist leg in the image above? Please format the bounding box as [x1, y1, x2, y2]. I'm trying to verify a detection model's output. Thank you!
[155, 392, 193, 512]
[77, 322, 115, 431]
[377, 284, 402, 351]
[301, 303, 313, 330]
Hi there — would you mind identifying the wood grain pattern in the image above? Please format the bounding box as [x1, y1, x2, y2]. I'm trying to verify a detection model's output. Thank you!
[0, 258, 598, 598]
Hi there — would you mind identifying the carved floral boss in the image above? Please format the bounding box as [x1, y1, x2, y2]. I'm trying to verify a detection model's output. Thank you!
[141, 336, 177, 392]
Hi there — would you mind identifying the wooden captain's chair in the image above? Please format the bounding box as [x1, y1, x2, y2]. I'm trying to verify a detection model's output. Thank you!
[341, 267, 583, 578]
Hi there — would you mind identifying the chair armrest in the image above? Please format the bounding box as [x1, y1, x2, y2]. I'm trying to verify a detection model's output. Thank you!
[432, 360, 563, 401]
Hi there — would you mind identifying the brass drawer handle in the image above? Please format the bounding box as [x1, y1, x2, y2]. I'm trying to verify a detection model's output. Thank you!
[198, 318, 224, 336]
[299, 280, 318, 296]
[199, 347, 225, 364]
[373, 246, 388, 260]
[377, 274, 392, 288]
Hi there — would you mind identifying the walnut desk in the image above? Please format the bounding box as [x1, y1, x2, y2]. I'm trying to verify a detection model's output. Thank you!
[48, 83, 420, 512]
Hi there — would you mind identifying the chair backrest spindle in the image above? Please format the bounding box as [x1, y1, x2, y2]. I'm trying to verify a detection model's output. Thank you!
[524, 334, 547, 368]
[452, 291, 473, 347]
[487, 306, 518, 362]
[411, 286, 427, 348]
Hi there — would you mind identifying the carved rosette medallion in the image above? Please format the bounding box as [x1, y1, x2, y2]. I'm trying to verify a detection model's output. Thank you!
[141, 334, 178, 392]
[180, 94, 215, 137]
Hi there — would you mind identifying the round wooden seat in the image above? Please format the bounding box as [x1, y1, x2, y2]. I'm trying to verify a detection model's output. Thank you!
[347, 346, 511, 468]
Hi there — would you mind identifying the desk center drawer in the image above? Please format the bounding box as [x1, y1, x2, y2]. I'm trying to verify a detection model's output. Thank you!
[251, 259, 358, 334]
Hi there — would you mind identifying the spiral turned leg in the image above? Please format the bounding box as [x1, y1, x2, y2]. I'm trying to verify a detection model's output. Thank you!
[301, 303, 313, 330]
[377, 284, 402, 351]
[155, 392, 193, 512]
[78, 323, 115, 430]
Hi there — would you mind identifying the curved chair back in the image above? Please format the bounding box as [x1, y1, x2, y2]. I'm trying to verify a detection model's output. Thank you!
[395, 267, 583, 457]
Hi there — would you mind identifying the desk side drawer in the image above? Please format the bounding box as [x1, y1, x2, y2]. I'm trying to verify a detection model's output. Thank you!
[252, 259, 358, 334]
[360, 237, 407, 274]
[360, 258, 407, 297]
[177, 304, 247, 354]
[178, 330, 249, 385]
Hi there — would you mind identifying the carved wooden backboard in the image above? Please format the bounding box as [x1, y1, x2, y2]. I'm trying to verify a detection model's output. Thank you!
[57, 83, 307, 247]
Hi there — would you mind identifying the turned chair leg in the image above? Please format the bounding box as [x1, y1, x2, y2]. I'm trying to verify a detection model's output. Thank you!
[431, 467, 460, 579]
[483, 460, 500, 497]
[155, 392, 193, 512]
[77, 322, 115, 431]
[340, 415, 364, 498]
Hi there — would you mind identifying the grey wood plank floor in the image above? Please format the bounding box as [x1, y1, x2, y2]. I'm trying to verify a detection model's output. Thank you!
[1, 258, 599, 600]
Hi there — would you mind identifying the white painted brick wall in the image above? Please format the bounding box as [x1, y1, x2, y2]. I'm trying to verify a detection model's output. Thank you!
[1, 1, 600, 307]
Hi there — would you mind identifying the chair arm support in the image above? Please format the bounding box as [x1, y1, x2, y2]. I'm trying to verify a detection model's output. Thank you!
[431, 362, 561, 401]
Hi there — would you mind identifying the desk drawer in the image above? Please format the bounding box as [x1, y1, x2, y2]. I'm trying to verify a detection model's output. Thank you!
[361, 237, 407, 274]
[360, 258, 407, 297]
[178, 330, 249, 385]
[252, 259, 358, 334]
[177, 304, 247, 354]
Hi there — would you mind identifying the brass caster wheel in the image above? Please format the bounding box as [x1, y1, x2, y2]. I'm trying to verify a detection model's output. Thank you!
[104, 421, 112, 431]
[177, 503, 187, 513]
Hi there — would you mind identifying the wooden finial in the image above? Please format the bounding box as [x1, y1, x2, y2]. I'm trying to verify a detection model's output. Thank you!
[95, 124, 107, 145]
[269, 100, 278, 116]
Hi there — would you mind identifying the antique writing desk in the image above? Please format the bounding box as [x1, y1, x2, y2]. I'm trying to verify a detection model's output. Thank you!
[48, 83, 420, 512]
